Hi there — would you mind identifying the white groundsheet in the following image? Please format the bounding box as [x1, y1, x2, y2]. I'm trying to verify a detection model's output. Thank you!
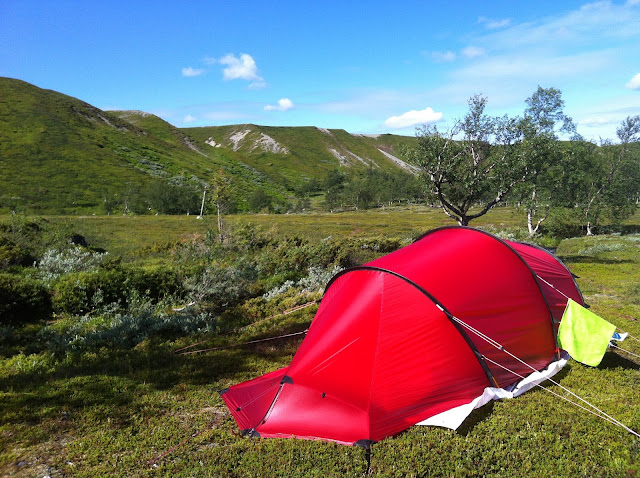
[418, 354, 570, 430]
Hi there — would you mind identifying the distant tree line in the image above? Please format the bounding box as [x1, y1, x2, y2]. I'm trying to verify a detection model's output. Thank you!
[102, 177, 203, 215]
[405, 86, 640, 235]
[323, 168, 424, 211]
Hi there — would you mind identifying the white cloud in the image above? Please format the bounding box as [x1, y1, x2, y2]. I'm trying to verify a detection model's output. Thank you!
[182, 67, 205, 77]
[183, 114, 197, 123]
[384, 107, 443, 128]
[626, 0, 640, 6]
[479, 1, 640, 52]
[219, 53, 264, 86]
[248, 80, 268, 90]
[626, 72, 640, 90]
[430, 47, 485, 63]
[578, 116, 616, 128]
[478, 16, 511, 29]
[264, 98, 294, 111]
[462, 46, 486, 59]
[455, 50, 612, 82]
[432, 51, 457, 62]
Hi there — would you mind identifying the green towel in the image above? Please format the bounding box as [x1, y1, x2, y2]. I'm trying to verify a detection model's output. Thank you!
[557, 299, 616, 367]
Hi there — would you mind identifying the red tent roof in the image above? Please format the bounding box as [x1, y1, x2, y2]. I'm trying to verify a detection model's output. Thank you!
[221, 227, 583, 446]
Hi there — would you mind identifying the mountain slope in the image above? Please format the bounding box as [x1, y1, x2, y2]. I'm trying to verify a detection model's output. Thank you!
[0, 78, 281, 213]
[183, 124, 418, 188]
[0, 77, 418, 214]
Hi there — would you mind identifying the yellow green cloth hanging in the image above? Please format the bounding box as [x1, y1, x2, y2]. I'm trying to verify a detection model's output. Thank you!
[557, 299, 616, 367]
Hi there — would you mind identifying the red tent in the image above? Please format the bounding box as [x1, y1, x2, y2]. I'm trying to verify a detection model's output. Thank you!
[221, 227, 584, 446]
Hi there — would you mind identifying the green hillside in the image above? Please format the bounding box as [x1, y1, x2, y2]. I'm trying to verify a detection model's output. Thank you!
[183, 124, 418, 188]
[0, 77, 417, 215]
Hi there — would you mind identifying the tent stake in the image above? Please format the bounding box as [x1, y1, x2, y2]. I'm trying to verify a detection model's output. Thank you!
[365, 446, 372, 475]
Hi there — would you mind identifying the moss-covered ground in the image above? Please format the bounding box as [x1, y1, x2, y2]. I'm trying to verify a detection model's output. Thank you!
[1, 209, 639, 477]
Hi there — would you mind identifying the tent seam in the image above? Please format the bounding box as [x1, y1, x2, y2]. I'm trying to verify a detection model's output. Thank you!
[363, 270, 385, 444]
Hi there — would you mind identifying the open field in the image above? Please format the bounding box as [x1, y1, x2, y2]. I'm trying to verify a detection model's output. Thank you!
[27, 205, 525, 259]
[1, 209, 640, 477]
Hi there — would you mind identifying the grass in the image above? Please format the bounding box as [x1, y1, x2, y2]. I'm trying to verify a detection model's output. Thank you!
[31, 205, 524, 259]
[183, 125, 416, 188]
[1, 211, 640, 476]
[1, 77, 423, 214]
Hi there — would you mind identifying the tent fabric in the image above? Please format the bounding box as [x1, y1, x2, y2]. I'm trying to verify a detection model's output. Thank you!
[221, 226, 584, 446]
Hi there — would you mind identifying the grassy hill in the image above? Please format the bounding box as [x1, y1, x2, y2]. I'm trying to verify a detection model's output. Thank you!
[0, 77, 290, 214]
[183, 124, 417, 187]
[0, 77, 417, 215]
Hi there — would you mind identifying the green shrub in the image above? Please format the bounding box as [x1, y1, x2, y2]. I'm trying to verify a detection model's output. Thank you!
[37, 245, 107, 280]
[543, 208, 584, 238]
[0, 237, 36, 269]
[39, 301, 218, 354]
[0, 273, 53, 325]
[52, 265, 183, 315]
[184, 263, 258, 312]
[125, 265, 183, 300]
[262, 265, 344, 300]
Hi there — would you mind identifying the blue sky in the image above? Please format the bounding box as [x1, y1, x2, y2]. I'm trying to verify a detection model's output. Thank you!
[1, 0, 639, 141]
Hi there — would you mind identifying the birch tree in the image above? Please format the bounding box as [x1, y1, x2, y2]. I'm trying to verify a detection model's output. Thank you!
[407, 94, 525, 226]
[516, 86, 578, 236]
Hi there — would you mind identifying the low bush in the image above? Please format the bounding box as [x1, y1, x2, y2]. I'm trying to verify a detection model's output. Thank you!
[184, 263, 258, 312]
[37, 245, 108, 280]
[0, 237, 36, 269]
[262, 265, 344, 300]
[0, 273, 53, 325]
[39, 301, 219, 354]
[52, 264, 183, 315]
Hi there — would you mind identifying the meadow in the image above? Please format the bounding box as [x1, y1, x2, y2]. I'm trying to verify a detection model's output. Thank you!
[1, 208, 640, 477]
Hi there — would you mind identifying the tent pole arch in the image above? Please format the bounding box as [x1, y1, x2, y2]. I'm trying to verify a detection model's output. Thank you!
[323, 265, 500, 388]
[412, 226, 565, 352]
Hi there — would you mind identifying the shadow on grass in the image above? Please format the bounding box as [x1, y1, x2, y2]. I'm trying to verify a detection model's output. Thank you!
[456, 401, 496, 436]
[0, 326, 306, 448]
[599, 350, 640, 370]
[455, 365, 573, 436]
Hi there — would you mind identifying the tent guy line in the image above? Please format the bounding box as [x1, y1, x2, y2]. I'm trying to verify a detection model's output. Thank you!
[448, 296, 640, 438]
[179, 330, 308, 355]
[481, 354, 640, 439]
[450, 310, 640, 438]
[610, 343, 640, 361]
[174, 301, 318, 354]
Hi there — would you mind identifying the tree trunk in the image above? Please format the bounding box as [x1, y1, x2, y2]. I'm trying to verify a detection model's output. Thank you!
[527, 209, 534, 236]
[217, 203, 223, 242]
[527, 208, 548, 237]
